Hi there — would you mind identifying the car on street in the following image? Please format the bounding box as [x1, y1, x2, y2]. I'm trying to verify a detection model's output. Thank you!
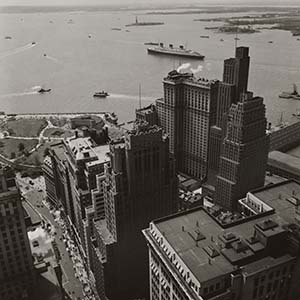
[33, 240, 39, 247]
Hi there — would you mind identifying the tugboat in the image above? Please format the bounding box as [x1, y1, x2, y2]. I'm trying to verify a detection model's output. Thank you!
[279, 84, 300, 100]
[38, 88, 51, 93]
[93, 91, 109, 98]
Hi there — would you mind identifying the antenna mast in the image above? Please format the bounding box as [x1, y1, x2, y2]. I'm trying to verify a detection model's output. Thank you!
[235, 19, 239, 50]
[139, 83, 141, 109]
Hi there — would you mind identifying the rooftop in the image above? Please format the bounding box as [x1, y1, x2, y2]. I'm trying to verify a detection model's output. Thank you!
[250, 179, 300, 224]
[152, 190, 297, 284]
[66, 136, 100, 161]
[268, 150, 300, 177]
[86, 144, 110, 166]
[242, 255, 294, 276]
[50, 141, 67, 162]
[164, 70, 218, 88]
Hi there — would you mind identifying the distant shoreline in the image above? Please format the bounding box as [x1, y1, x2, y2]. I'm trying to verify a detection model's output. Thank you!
[1, 5, 300, 14]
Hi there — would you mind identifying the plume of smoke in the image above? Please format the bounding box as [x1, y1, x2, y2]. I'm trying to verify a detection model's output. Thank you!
[177, 63, 191, 72]
[191, 64, 203, 74]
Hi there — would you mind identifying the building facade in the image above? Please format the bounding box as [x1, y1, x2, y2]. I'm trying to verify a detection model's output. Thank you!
[0, 167, 35, 300]
[91, 121, 178, 300]
[156, 70, 219, 180]
[208, 47, 250, 176]
[215, 92, 269, 211]
[144, 180, 300, 300]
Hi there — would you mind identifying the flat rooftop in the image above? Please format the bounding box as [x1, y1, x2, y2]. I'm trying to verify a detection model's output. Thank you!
[268, 150, 300, 177]
[154, 201, 292, 283]
[50, 141, 67, 162]
[242, 254, 294, 276]
[66, 136, 109, 161]
[251, 180, 300, 224]
[86, 144, 110, 165]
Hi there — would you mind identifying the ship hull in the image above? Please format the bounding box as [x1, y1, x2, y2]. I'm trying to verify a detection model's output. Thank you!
[147, 48, 204, 59]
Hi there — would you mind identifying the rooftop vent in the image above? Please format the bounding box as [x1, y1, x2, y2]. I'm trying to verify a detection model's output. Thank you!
[232, 239, 249, 253]
[203, 245, 219, 258]
[256, 219, 278, 231]
[223, 232, 236, 241]
[188, 229, 205, 242]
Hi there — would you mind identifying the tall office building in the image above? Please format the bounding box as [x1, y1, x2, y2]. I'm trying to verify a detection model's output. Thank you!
[0, 166, 35, 300]
[208, 47, 250, 175]
[143, 179, 300, 300]
[43, 136, 110, 270]
[156, 70, 219, 180]
[223, 47, 250, 99]
[215, 91, 269, 211]
[91, 121, 178, 300]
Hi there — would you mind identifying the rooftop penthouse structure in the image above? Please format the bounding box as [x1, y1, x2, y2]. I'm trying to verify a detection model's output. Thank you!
[143, 179, 300, 300]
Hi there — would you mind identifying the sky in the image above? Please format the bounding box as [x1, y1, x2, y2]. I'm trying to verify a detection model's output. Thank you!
[0, 0, 298, 6]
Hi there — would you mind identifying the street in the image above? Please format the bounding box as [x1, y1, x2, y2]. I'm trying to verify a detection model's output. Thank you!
[17, 175, 91, 300]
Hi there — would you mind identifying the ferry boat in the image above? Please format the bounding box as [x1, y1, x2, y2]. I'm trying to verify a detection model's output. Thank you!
[93, 91, 109, 98]
[38, 88, 51, 93]
[279, 84, 300, 100]
[147, 43, 205, 60]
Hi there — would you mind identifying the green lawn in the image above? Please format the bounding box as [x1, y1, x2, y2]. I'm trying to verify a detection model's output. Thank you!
[16, 142, 52, 166]
[6, 118, 47, 137]
[0, 138, 39, 159]
[43, 127, 74, 138]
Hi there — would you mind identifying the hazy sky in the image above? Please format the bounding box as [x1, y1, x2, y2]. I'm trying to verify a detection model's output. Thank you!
[0, 0, 298, 6]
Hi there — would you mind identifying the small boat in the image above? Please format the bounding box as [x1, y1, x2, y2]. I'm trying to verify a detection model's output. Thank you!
[297, 38, 300, 41]
[220, 38, 224, 41]
[268, 41, 273, 43]
[125, 30, 130, 32]
[200, 35, 210, 38]
[234, 37, 240, 41]
[279, 84, 300, 100]
[32, 41, 36, 45]
[144, 42, 159, 46]
[88, 34, 92, 38]
[111, 28, 121, 31]
[4, 36, 12, 39]
[93, 91, 109, 98]
[38, 88, 51, 93]
[43, 54, 47, 57]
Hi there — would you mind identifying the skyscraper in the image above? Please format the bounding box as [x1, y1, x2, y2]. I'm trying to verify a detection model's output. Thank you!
[156, 70, 219, 180]
[223, 46, 250, 99]
[91, 121, 178, 300]
[208, 47, 250, 175]
[0, 166, 35, 300]
[215, 91, 269, 211]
